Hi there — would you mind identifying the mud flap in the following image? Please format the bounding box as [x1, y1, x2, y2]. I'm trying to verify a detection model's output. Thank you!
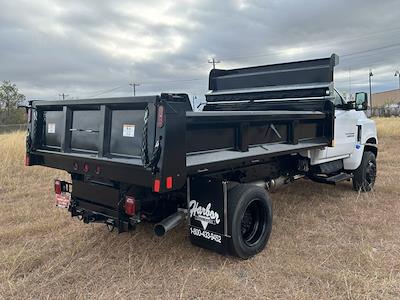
[188, 177, 230, 255]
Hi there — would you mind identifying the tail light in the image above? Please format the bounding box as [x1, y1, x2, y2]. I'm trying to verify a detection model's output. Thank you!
[83, 163, 89, 173]
[156, 105, 164, 128]
[124, 196, 136, 216]
[153, 179, 161, 192]
[54, 180, 62, 194]
[166, 176, 173, 189]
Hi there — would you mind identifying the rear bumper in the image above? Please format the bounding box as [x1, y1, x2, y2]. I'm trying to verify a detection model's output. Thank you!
[68, 179, 139, 233]
[69, 200, 134, 233]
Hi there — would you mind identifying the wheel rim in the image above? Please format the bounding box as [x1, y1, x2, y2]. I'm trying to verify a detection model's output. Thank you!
[240, 199, 267, 247]
[365, 160, 377, 188]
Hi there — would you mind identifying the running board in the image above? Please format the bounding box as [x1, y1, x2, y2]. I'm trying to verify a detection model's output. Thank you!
[309, 172, 353, 185]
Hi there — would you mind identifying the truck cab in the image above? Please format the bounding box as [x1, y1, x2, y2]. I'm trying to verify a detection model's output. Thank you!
[302, 89, 377, 171]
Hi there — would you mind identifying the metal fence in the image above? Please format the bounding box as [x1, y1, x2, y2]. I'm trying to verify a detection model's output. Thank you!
[0, 124, 26, 134]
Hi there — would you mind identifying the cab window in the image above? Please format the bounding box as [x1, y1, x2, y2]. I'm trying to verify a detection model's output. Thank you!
[334, 91, 344, 107]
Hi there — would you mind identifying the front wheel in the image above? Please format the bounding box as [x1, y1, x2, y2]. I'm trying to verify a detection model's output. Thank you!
[353, 151, 377, 192]
[227, 184, 273, 259]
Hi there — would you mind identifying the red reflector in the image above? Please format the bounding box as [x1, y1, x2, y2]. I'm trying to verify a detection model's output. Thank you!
[156, 105, 164, 128]
[54, 180, 62, 194]
[124, 196, 136, 216]
[83, 163, 89, 173]
[166, 176, 173, 189]
[25, 154, 30, 166]
[153, 179, 161, 192]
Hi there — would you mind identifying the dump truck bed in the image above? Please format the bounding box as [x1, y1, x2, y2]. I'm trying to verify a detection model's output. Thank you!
[27, 55, 338, 193]
[28, 100, 331, 191]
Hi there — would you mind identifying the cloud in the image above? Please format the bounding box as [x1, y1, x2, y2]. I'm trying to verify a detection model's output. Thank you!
[0, 0, 399, 101]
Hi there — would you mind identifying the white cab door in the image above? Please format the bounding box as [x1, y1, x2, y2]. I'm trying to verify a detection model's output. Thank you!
[326, 92, 358, 159]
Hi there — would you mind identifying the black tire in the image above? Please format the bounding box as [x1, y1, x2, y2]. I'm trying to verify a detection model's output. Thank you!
[227, 184, 273, 259]
[353, 151, 377, 192]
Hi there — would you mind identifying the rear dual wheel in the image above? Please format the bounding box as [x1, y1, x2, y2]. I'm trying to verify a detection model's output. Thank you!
[227, 184, 273, 259]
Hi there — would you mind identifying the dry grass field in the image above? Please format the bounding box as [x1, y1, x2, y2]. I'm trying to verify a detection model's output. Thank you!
[0, 118, 399, 299]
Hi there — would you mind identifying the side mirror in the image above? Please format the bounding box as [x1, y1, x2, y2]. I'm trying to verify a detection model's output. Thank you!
[355, 92, 368, 111]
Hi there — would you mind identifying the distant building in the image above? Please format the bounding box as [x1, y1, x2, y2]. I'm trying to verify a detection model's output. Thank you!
[371, 89, 400, 108]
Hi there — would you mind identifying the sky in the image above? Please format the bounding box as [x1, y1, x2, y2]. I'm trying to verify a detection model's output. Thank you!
[1, 0, 400, 104]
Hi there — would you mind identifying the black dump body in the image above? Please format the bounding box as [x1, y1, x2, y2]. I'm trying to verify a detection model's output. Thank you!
[27, 54, 338, 194]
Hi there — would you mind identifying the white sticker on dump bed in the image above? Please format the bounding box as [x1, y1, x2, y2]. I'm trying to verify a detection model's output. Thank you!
[123, 124, 135, 137]
[47, 123, 56, 134]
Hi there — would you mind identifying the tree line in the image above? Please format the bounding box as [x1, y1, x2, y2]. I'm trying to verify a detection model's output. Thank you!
[0, 80, 26, 125]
